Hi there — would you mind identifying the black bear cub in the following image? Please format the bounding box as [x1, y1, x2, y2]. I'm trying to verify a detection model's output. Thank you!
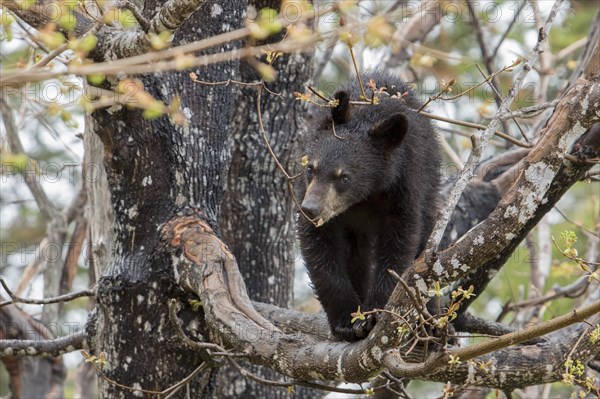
[297, 73, 441, 342]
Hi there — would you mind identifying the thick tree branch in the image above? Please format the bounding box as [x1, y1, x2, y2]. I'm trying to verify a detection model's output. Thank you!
[88, 0, 210, 60]
[432, 11, 600, 320]
[2, 0, 94, 37]
[166, 215, 395, 382]
[252, 302, 331, 339]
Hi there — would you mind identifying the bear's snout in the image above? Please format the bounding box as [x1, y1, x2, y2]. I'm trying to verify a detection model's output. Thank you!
[300, 198, 321, 220]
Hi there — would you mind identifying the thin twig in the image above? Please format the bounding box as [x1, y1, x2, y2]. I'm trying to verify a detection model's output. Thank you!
[312, 35, 338, 83]
[0, 278, 95, 308]
[256, 83, 297, 181]
[507, 276, 590, 311]
[381, 371, 412, 399]
[565, 324, 592, 361]
[419, 111, 533, 148]
[388, 270, 433, 321]
[190, 74, 283, 98]
[385, 298, 600, 379]
[322, 74, 531, 149]
[475, 64, 530, 143]
[556, 37, 587, 60]
[1, 37, 314, 84]
[439, 127, 504, 147]
[255, 74, 317, 226]
[348, 43, 368, 101]
[554, 206, 600, 239]
[85, 355, 199, 396]
[12, 17, 50, 54]
[306, 85, 331, 102]
[564, 154, 600, 165]
[162, 363, 209, 399]
[1, 4, 342, 84]
[190, 75, 260, 87]
[26, 22, 103, 71]
[466, 2, 502, 107]
[29, 43, 69, 68]
[13, 237, 47, 296]
[491, 0, 527, 58]
[287, 180, 317, 226]
[421, 62, 517, 106]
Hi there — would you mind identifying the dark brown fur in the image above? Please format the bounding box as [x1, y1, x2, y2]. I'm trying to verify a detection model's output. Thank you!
[296, 73, 441, 341]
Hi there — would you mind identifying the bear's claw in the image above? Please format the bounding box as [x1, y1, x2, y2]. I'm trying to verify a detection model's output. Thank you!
[334, 314, 377, 341]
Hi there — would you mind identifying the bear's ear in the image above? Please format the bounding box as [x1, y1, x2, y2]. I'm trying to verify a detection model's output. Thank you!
[369, 113, 409, 149]
[331, 90, 351, 125]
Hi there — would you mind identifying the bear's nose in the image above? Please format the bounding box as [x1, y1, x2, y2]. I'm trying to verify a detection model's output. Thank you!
[301, 200, 320, 220]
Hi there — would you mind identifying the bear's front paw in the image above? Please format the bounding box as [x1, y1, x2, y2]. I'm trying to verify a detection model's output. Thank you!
[333, 314, 377, 341]
[333, 323, 358, 342]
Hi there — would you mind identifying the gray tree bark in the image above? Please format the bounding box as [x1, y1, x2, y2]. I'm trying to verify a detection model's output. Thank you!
[216, 0, 314, 395]
[83, 1, 246, 397]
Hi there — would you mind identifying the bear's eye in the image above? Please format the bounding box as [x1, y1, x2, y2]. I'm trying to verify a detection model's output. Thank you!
[340, 175, 351, 185]
[306, 165, 314, 177]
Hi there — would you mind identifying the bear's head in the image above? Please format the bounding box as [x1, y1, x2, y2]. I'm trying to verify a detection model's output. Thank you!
[300, 90, 410, 226]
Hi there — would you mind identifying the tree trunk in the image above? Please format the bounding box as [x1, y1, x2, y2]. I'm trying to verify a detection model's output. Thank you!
[84, 1, 246, 397]
[217, 18, 314, 399]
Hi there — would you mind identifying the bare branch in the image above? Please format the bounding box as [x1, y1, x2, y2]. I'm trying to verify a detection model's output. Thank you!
[466, 2, 502, 108]
[419, 111, 533, 149]
[497, 100, 560, 121]
[0, 278, 95, 308]
[451, 301, 600, 365]
[13, 237, 48, 297]
[0, 331, 87, 358]
[0, 99, 76, 324]
[1, 5, 334, 82]
[507, 276, 591, 312]
[65, 185, 88, 224]
[4, 0, 211, 61]
[1, 32, 319, 85]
